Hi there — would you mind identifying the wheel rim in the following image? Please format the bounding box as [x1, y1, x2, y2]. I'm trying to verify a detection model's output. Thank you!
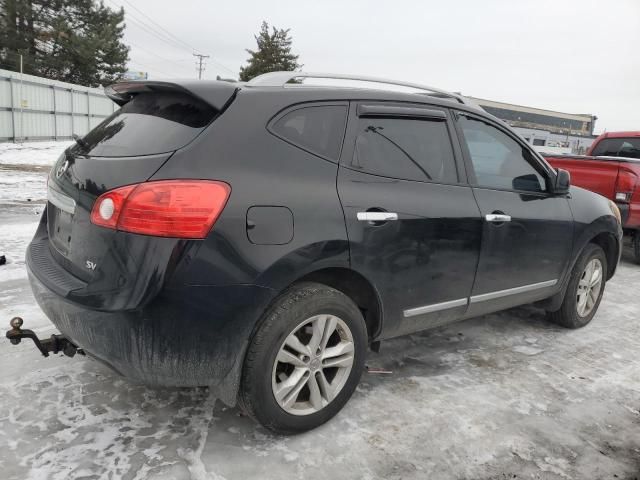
[271, 314, 355, 416]
[576, 258, 603, 317]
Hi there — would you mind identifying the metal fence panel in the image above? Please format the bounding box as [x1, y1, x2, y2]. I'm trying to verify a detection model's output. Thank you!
[23, 110, 55, 137]
[54, 89, 72, 113]
[72, 116, 90, 136]
[0, 80, 11, 110]
[56, 114, 72, 138]
[0, 68, 117, 142]
[0, 111, 12, 138]
[89, 95, 113, 116]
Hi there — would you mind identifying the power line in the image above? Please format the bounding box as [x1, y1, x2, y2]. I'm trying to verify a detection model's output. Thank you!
[127, 39, 192, 71]
[207, 57, 237, 76]
[119, 0, 201, 53]
[106, 0, 237, 77]
[128, 61, 177, 79]
[106, 0, 191, 53]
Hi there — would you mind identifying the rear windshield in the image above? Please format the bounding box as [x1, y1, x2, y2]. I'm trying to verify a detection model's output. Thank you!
[591, 137, 640, 159]
[73, 91, 217, 157]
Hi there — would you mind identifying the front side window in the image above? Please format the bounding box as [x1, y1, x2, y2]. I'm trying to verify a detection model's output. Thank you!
[271, 105, 347, 161]
[458, 114, 547, 192]
[591, 137, 640, 159]
[348, 115, 458, 183]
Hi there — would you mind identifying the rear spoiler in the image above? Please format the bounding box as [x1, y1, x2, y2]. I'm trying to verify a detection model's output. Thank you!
[105, 80, 239, 110]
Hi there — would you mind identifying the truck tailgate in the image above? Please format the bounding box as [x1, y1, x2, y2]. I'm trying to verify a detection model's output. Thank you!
[544, 155, 620, 199]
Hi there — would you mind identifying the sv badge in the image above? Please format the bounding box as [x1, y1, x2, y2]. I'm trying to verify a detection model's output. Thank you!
[85, 260, 97, 271]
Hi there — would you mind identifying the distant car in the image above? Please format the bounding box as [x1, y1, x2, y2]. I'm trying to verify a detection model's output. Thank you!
[25, 72, 622, 433]
[545, 131, 640, 263]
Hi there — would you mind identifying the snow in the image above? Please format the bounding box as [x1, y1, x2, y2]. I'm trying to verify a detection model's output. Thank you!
[1, 141, 640, 479]
[0, 141, 73, 166]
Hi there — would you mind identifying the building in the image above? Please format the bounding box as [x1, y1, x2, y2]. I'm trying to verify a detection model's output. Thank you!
[467, 97, 598, 154]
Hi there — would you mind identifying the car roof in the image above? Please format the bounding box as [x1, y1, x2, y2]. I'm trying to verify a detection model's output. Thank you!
[107, 72, 487, 117]
[598, 131, 640, 139]
[240, 82, 469, 106]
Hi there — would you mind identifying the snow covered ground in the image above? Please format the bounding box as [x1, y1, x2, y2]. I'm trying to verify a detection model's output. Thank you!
[1, 141, 639, 479]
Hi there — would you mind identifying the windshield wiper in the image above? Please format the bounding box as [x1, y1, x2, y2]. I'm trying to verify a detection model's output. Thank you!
[72, 133, 89, 150]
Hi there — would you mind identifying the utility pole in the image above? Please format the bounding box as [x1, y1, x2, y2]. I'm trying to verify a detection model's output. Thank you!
[19, 54, 24, 144]
[193, 53, 210, 80]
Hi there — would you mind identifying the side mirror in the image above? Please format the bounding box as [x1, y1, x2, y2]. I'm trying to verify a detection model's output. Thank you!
[513, 174, 544, 192]
[553, 168, 571, 195]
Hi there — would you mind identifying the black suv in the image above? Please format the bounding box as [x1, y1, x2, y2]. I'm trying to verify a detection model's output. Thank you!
[24, 72, 622, 433]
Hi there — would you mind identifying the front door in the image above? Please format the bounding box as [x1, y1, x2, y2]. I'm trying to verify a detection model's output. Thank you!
[337, 103, 483, 338]
[454, 112, 574, 317]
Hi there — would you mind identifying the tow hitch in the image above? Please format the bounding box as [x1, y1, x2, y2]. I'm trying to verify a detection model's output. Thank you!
[6, 317, 84, 358]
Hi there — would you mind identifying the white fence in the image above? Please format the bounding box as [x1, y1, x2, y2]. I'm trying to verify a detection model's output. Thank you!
[0, 69, 117, 142]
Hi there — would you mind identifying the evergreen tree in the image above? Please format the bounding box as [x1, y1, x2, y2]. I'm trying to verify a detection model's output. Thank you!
[239, 21, 301, 82]
[0, 0, 129, 87]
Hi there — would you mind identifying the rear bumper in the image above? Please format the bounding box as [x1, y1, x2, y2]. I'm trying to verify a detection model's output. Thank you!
[27, 262, 276, 404]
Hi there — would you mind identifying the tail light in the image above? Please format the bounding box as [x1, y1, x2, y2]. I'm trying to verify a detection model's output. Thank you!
[614, 170, 637, 203]
[90, 180, 231, 238]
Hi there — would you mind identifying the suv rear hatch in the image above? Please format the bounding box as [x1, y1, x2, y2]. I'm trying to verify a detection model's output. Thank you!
[34, 80, 237, 310]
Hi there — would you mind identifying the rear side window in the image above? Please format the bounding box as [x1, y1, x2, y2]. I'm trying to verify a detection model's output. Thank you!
[591, 137, 640, 159]
[76, 91, 217, 157]
[271, 105, 347, 161]
[347, 116, 457, 183]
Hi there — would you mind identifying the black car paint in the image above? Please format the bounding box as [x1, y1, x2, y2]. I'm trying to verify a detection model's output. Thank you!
[337, 104, 483, 336]
[28, 81, 622, 406]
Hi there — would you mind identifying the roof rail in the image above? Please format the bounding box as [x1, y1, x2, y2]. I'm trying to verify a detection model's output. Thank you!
[246, 71, 469, 105]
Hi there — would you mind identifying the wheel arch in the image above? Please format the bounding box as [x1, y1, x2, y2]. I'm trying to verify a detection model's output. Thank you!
[541, 227, 620, 312]
[589, 231, 619, 280]
[296, 267, 384, 341]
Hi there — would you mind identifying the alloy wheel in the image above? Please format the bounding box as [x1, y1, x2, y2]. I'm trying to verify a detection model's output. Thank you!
[271, 314, 355, 416]
[576, 258, 603, 317]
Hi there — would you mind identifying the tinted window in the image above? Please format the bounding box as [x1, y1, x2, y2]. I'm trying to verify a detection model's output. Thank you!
[591, 137, 640, 159]
[458, 115, 547, 192]
[271, 105, 347, 161]
[74, 91, 217, 157]
[348, 116, 457, 183]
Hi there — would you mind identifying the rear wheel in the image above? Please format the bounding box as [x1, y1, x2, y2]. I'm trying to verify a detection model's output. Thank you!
[547, 243, 607, 329]
[239, 282, 367, 434]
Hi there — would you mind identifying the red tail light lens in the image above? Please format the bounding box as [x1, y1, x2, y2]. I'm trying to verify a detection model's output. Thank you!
[615, 170, 638, 203]
[90, 180, 231, 238]
[90, 184, 136, 229]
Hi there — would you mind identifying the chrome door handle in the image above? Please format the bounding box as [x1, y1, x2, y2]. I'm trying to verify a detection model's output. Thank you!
[357, 212, 398, 222]
[485, 214, 511, 223]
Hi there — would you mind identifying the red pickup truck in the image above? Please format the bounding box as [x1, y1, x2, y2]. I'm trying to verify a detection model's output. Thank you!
[544, 131, 640, 263]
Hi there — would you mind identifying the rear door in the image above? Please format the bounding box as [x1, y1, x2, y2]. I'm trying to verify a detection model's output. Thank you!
[337, 102, 483, 338]
[454, 111, 574, 317]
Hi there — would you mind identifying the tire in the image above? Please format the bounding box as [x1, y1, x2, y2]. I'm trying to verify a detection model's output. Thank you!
[547, 243, 607, 329]
[633, 231, 640, 265]
[239, 282, 367, 434]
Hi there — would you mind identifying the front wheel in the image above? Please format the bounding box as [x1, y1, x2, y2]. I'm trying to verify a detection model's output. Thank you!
[547, 243, 607, 329]
[239, 282, 367, 434]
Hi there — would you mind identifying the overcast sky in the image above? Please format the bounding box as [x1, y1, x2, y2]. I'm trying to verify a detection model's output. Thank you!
[113, 0, 640, 133]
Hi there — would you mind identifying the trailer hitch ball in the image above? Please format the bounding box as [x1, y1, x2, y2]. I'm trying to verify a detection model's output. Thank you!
[9, 317, 24, 345]
[6, 316, 83, 357]
[10, 317, 23, 329]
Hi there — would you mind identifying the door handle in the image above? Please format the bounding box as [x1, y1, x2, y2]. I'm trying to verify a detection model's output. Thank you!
[357, 212, 398, 222]
[485, 213, 511, 223]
